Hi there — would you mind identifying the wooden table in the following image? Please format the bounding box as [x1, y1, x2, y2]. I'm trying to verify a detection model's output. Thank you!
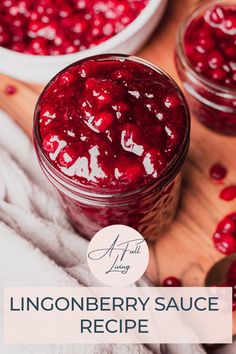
[0, 0, 236, 330]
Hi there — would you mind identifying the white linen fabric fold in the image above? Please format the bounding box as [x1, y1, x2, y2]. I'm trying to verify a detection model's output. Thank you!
[0, 110, 206, 354]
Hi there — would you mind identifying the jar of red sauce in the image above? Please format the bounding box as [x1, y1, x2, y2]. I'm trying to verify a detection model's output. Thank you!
[33, 54, 190, 240]
[176, 0, 236, 135]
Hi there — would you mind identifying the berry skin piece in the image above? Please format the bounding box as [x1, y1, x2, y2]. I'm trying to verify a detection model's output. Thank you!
[40, 104, 56, 120]
[59, 71, 77, 85]
[164, 94, 181, 109]
[112, 102, 129, 113]
[207, 51, 224, 70]
[43, 133, 64, 153]
[114, 157, 144, 185]
[58, 146, 79, 168]
[78, 61, 98, 78]
[93, 112, 114, 133]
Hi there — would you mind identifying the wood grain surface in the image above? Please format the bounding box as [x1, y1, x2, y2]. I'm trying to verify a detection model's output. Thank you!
[0, 0, 236, 331]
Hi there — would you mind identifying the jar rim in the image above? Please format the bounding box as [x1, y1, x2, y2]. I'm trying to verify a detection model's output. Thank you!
[176, 0, 236, 97]
[33, 54, 190, 199]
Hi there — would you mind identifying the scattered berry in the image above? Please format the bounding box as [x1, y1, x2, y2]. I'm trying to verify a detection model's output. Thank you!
[162, 276, 182, 287]
[209, 163, 227, 182]
[4, 84, 17, 95]
[213, 213, 236, 255]
[220, 186, 236, 201]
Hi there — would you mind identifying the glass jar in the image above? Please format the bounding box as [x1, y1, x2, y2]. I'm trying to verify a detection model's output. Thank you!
[176, 0, 236, 135]
[33, 54, 190, 241]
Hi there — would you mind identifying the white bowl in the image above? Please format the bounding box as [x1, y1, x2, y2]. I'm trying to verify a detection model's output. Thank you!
[0, 0, 168, 84]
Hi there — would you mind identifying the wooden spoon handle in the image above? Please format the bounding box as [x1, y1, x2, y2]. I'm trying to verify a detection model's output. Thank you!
[0, 73, 41, 138]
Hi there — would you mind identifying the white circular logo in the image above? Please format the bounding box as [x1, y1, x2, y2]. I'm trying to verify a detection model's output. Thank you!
[87, 225, 149, 286]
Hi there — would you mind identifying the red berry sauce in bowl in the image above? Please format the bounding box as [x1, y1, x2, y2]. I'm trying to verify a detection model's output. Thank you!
[0, 0, 148, 55]
[34, 54, 190, 240]
[176, 1, 236, 135]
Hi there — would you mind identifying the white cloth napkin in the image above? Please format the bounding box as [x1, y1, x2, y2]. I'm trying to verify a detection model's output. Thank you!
[0, 109, 206, 354]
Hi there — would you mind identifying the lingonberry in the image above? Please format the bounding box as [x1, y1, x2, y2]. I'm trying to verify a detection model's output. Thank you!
[209, 163, 227, 182]
[42, 133, 65, 153]
[220, 186, 236, 201]
[213, 232, 236, 255]
[213, 213, 236, 255]
[92, 112, 114, 133]
[4, 84, 17, 95]
[58, 146, 79, 168]
[162, 276, 182, 287]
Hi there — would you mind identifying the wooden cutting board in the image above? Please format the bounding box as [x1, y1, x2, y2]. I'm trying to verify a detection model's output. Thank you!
[0, 0, 236, 331]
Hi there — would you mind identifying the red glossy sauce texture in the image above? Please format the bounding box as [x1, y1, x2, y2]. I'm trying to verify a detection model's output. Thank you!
[213, 213, 236, 255]
[176, 3, 236, 135]
[35, 56, 189, 240]
[38, 58, 188, 191]
[184, 5, 236, 90]
[0, 0, 148, 55]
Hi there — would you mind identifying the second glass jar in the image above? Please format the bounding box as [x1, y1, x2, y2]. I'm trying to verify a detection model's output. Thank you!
[176, 0, 236, 135]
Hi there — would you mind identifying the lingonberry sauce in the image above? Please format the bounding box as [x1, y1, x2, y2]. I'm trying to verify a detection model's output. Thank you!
[184, 5, 236, 90]
[38, 57, 188, 190]
[213, 213, 236, 255]
[176, 1, 236, 135]
[34, 55, 190, 239]
[0, 0, 148, 55]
